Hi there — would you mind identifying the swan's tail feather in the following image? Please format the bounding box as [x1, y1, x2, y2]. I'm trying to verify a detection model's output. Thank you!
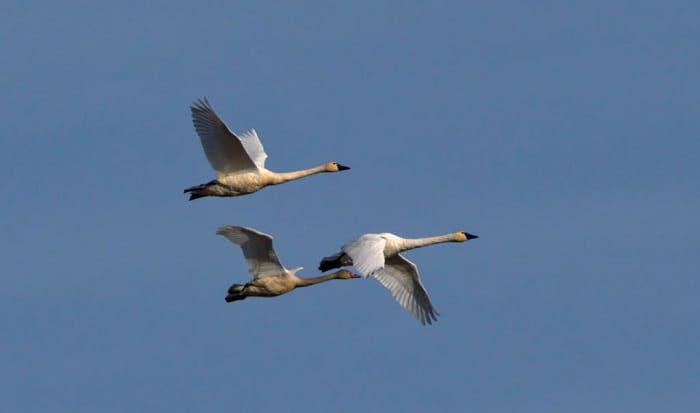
[183, 183, 208, 201]
[318, 252, 352, 272]
[187, 193, 209, 201]
[183, 183, 207, 193]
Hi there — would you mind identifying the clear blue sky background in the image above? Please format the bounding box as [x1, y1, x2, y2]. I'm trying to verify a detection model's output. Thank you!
[2, 1, 699, 412]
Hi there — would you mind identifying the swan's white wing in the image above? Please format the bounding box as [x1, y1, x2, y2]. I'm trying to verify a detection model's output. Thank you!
[190, 99, 260, 176]
[342, 234, 386, 276]
[372, 254, 439, 325]
[237, 128, 267, 169]
[216, 225, 286, 279]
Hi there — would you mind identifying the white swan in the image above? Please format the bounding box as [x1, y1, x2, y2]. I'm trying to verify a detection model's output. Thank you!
[319, 231, 479, 324]
[184, 99, 350, 200]
[217, 225, 359, 302]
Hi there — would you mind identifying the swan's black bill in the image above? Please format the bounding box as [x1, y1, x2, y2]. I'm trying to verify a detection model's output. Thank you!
[464, 232, 479, 240]
[338, 164, 351, 171]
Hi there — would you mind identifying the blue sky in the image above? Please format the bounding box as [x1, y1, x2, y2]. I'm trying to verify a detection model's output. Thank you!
[1, 1, 699, 411]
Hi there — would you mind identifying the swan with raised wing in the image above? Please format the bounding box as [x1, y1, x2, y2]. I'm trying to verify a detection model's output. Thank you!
[185, 99, 350, 200]
[218, 225, 359, 302]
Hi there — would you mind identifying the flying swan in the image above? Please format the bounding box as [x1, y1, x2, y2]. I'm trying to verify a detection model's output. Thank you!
[217, 225, 360, 302]
[319, 230, 478, 324]
[185, 98, 350, 200]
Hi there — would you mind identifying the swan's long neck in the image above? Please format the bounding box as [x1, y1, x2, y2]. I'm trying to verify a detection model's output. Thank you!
[269, 165, 327, 185]
[400, 233, 459, 252]
[295, 272, 341, 288]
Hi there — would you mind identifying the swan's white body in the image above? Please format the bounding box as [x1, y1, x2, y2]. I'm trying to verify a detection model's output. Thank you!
[217, 225, 359, 301]
[184, 99, 349, 200]
[319, 231, 478, 325]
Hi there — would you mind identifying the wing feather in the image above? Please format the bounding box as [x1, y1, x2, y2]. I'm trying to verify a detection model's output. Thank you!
[190, 99, 260, 176]
[237, 128, 267, 169]
[216, 225, 286, 279]
[372, 254, 439, 325]
[342, 234, 386, 276]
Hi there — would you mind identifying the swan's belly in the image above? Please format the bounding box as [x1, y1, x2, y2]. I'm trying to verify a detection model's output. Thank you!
[248, 277, 296, 296]
[218, 172, 266, 194]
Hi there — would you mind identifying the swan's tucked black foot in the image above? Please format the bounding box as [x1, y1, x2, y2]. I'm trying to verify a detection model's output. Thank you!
[225, 293, 246, 303]
[225, 283, 247, 302]
[228, 284, 245, 294]
[318, 260, 338, 272]
[318, 252, 352, 272]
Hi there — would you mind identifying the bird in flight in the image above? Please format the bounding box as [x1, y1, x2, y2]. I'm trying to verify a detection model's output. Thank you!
[319, 230, 478, 324]
[217, 225, 360, 302]
[184, 98, 350, 200]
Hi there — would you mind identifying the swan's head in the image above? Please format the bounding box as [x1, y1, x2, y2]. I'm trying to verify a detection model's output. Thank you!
[324, 161, 351, 172]
[336, 269, 361, 279]
[455, 231, 479, 242]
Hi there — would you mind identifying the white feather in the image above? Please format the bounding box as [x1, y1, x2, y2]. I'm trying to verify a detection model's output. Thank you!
[216, 225, 286, 279]
[237, 128, 268, 170]
[342, 234, 386, 276]
[372, 254, 438, 325]
[190, 99, 266, 176]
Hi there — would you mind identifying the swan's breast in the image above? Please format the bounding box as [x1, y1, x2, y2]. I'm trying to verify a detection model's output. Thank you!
[380, 234, 403, 256]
